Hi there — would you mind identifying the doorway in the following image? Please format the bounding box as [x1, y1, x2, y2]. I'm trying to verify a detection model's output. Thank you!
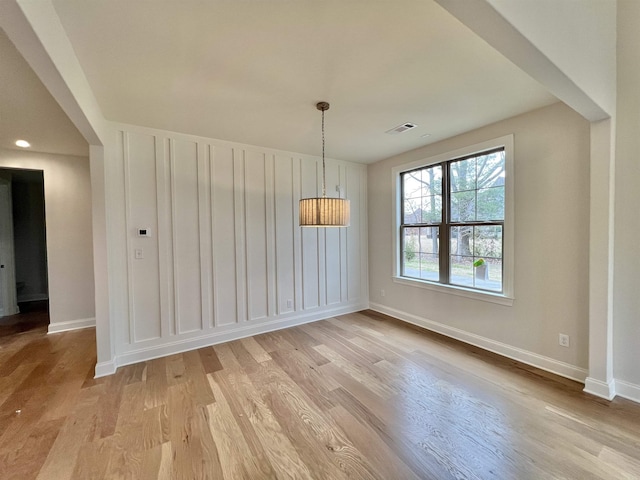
[0, 168, 49, 334]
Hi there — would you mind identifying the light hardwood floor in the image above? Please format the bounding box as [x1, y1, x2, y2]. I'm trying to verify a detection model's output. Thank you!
[1, 310, 640, 479]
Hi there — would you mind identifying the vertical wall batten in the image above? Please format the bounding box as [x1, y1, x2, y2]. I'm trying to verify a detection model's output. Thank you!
[266, 154, 277, 318]
[169, 139, 179, 335]
[233, 149, 247, 323]
[340, 165, 348, 303]
[122, 131, 134, 345]
[208, 144, 217, 329]
[292, 156, 302, 313]
[197, 142, 209, 331]
[317, 159, 326, 308]
[155, 136, 170, 338]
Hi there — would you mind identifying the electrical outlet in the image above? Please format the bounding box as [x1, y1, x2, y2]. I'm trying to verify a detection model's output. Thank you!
[381, 289, 385, 297]
[559, 333, 570, 347]
[286, 299, 293, 309]
[134, 248, 144, 259]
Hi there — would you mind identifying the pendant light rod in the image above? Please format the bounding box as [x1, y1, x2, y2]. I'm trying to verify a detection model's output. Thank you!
[317, 101, 329, 198]
[299, 101, 350, 227]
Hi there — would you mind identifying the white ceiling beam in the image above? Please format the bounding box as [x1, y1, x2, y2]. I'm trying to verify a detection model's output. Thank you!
[0, 0, 105, 145]
[434, 0, 610, 122]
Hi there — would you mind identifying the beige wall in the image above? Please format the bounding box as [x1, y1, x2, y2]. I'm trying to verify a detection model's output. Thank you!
[368, 102, 590, 377]
[0, 147, 95, 327]
[614, 0, 640, 388]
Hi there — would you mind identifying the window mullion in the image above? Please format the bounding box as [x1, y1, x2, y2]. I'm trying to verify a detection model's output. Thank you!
[440, 161, 450, 284]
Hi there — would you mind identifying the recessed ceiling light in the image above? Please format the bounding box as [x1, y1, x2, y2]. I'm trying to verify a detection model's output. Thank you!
[15, 140, 30, 148]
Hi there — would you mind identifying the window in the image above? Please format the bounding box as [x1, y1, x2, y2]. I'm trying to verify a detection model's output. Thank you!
[393, 136, 513, 304]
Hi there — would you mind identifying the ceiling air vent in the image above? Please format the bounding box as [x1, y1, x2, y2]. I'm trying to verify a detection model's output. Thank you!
[385, 122, 417, 135]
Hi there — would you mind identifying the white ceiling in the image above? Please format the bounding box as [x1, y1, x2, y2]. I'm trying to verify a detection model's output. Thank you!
[0, 29, 88, 157]
[3, 1, 558, 164]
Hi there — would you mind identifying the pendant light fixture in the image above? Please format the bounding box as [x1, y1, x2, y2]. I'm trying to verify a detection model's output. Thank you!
[299, 102, 350, 227]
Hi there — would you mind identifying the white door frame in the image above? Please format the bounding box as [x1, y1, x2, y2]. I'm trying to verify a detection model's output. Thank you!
[0, 177, 18, 317]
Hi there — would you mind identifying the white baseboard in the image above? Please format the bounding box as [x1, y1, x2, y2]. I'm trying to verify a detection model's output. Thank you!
[584, 377, 616, 400]
[614, 379, 640, 404]
[94, 359, 117, 378]
[369, 302, 588, 383]
[48, 317, 96, 334]
[109, 303, 367, 374]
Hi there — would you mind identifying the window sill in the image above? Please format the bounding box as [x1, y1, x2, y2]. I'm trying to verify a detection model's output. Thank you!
[392, 276, 514, 306]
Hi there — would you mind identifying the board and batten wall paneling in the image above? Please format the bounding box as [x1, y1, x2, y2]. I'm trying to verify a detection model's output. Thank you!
[197, 144, 214, 330]
[170, 139, 203, 334]
[111, 123, 367, 368]
[274, 154, 296, 315]
[124, 132, 161, 342]
[245, 150, 269, 321]
[211, 145, 237, 327]
[300, 157, 320, 310]
[325, 162, 343, 306]
[347, 162, 363, 303]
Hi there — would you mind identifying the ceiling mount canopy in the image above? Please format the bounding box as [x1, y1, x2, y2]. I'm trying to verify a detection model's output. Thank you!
[299, 102, 350, 227]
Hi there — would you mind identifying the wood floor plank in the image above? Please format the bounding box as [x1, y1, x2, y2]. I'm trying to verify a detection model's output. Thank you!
[219, 370, 316, 480]
[197, 346, 223, 374]
[36, 393, 101, 480]
[314, 343, 396, 398]
[269, 349, 338, 411]
[327, 405, 422, 480]
[211, 372, 279, 478]
[206, 375, 277, 479]
[250, 361, 383, 480]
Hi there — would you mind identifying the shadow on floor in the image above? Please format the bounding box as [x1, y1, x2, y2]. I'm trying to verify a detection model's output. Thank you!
[0, 300, 49, 337]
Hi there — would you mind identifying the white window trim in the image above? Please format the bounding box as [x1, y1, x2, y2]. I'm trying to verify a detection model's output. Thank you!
[391, 134, 514, 306]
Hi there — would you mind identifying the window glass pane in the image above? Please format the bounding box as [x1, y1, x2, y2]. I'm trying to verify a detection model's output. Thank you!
[473, 225, 502, 259]
[403, 172, 421, 199]
[419, 253, 439, 281]
[476, 151, 505, 191]
[402, 227, 419, 276]
[477, 187, 504, 221]
[404, 197, 422, 224]
[402, 166, 442, 225]
[450, 226, 473, 257]
[450, 190, 475, 222]
[450, 158, 476, 193]
[472, 226, 503, 292]
[421, 195, 442, 224]
[402, 226, 439, 280]
[450, 255, 474, 287]
[450, 225, 503, 292]
[473, 258, 502, 292]
[421, 165, 443, 195]
[476, 150, 505, 221]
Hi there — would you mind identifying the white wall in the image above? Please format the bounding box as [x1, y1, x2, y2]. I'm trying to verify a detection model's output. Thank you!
[368, 102, 590, 379]
[0, 148, 95, 328]
[103, 123, 368, 368]
[613, 0, 640, 395]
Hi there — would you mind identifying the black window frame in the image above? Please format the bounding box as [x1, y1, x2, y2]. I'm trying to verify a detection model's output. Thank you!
[400, 147, 505, 293]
